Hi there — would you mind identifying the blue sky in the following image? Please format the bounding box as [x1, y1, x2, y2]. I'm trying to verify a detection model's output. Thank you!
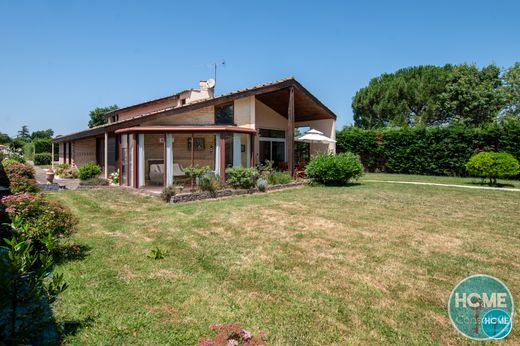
[1, 0, 519, 137]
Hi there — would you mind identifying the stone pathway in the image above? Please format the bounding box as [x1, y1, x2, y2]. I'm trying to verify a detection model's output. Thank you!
[364, 180, 520, 192]
[31, 163, 80, 190]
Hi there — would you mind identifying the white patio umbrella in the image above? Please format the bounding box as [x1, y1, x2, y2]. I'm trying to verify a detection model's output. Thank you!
[295, 128, 336, 144]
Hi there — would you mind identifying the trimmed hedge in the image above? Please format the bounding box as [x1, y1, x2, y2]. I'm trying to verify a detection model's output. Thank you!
[34, 153, 52, 165]
[33, 138, 52, 154]
[336, 122, 520, 177]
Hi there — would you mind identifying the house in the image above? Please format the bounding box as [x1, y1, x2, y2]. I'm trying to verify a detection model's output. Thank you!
[52, 77, 336, 188]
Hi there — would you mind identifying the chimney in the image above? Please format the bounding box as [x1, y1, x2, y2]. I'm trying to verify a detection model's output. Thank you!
[198, 80, 214, 98]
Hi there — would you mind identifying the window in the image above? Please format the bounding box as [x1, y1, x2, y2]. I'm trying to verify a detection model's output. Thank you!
[215, 103, 234, 125]
[180, 98, 186, 105]
[258, 129, 285, 138]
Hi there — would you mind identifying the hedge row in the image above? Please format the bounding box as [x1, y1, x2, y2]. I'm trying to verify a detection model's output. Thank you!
[336, 121, 520, 177]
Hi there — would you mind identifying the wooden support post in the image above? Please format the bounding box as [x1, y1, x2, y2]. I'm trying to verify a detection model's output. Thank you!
[104, 132, 108, 179]
[63, 142, 67, 164]
[287, 86, 295, 176]
[220, 133, 226, 184]
[117, 135, 122, 186]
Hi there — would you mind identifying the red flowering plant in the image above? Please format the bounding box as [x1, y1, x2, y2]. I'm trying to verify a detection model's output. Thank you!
[198, 323, 267, 346]
[3, 162, 39, 193]
[1, 192, 78, 252]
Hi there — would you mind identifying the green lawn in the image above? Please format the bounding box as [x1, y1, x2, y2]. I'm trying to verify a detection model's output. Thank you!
[363, 172, 520, 189]
[48, 181, 520, 345]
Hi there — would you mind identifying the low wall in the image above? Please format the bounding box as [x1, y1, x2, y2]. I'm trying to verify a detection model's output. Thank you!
[170, 181, 304, 203]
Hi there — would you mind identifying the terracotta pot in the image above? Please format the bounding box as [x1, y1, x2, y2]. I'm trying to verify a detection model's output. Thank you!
[46, 170, 55, 184]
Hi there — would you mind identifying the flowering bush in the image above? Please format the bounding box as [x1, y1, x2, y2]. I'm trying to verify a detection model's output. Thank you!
[0, 146, 24, 163]
[198, 323, 267, 346]
[109, 171, 119, 184]
[3, 162, 39, 193]
[1, 192, 78, 245]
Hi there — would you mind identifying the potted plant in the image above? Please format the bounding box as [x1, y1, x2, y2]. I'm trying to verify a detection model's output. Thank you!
[46, 168, 55, 184]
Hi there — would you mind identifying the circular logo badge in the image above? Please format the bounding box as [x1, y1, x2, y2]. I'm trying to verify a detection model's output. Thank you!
[448, 274, 514, 340]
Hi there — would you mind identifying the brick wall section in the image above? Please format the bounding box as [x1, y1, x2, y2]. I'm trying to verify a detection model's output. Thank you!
[73, 138, 96, 167]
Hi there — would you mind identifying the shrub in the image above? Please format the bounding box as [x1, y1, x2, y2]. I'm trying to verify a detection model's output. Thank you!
[160, 185, 176, 202]
[23, 142, 35, 160]
[199, 172, 221, 194]
[466, 151, 520, 185]
[34, 153, 52, 166]
[268, 171, 292, 185]
[79, 177, 109, 186]
[4, 162, 39, 193]
[1, 192, 78, 246]
[305, 152, 364, 185]
[0, 146, 25, 163]
[55, 163, 78, 179]
[184, 165, 211, 190]
[0, 220, 67, 344]
[256, 178, 268, 192]
[225, 167, 259, 189]
[33, 138, 52, 154]
[78, 162, 101, 180]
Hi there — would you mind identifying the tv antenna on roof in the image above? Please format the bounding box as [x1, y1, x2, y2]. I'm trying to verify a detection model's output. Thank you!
[209, 60, 225, 93]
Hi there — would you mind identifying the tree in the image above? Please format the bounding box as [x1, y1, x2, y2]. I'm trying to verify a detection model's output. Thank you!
[352, 65, 455, 128]
[0, 132, 11, 144]
[352, 64, 507, 128]
[16, 126, 31, 143]
[88, 105, 118, 128]
[502, 62, 520, 119]
[439, 64, 505, 126]
[31, 129, 54, 140]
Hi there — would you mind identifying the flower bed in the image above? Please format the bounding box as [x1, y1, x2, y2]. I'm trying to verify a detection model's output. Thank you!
[170, 181, 303, 203]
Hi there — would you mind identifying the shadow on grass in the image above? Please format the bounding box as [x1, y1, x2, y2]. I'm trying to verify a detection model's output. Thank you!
[55, 243, 92, 264]
[61, 317, 95, 338]
[467, 181, 516, 188]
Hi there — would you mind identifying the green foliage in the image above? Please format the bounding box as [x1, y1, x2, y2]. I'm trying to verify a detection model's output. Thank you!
[33, 138, 52, 154]
[337, 122, 520, 177]
[78, 162, 101, 180]
[1, 193, 78, 245]
[148, 247, 168, 260]
[23, 142, 34, 160]
[256, 177, 268, 192]
[198, 172, 221, 194]
[88, 105, 118, 128]
[3, 162, 39, 193]
[353, 63, 508, 128]
[503, 62, 520, 119]
[0, 132, 11, 144]
[439, 64, 505, 125]
[16, 125, 31, 143]
[466, 152, 520, 185]
[55, 163, 78, 179]
[184, 165, 211, 179]
[0, 219, 68, 344]
[305, 152, 364, 185]
[30, 129, 54, 140]
[160, 185, 176, 202]
[34, 153, 52, 166]
[268, 171, 292, 185]
[225, 167, 259, 189]
[9, 138, 25, 151]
